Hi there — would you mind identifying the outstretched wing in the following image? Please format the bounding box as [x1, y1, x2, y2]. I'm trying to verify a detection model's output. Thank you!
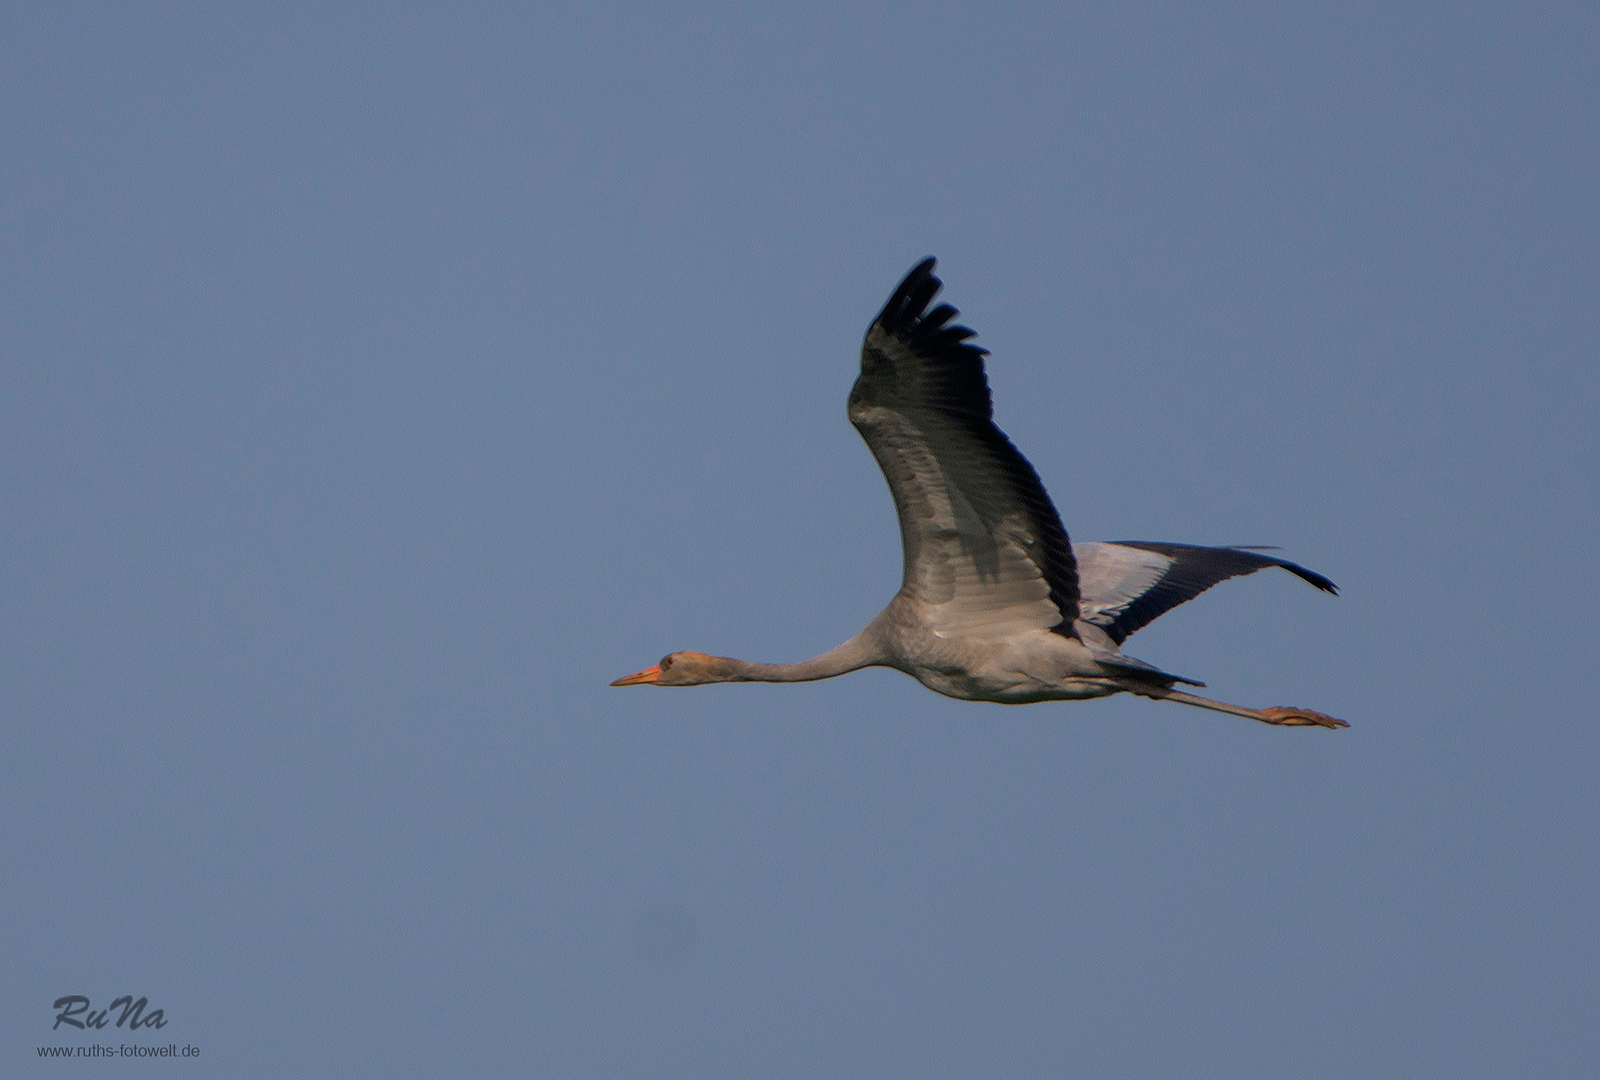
[848, 259, 1081, 642]
[1073, 541, 1337, 646]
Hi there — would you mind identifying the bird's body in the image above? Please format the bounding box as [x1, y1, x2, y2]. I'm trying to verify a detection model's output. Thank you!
[614, 260, 1347, 729]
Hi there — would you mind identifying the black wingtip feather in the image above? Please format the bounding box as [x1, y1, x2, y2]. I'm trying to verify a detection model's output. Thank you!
[1282, 563, 1339, 595]
[875, 257, 942, 334]
[857, 259, 992, 422]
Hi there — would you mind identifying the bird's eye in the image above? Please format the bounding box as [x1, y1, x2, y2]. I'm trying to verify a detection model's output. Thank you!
[660, 656, 673, 668]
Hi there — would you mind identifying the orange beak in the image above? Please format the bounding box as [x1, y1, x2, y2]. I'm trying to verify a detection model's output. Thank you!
[610, 664, 662, 687]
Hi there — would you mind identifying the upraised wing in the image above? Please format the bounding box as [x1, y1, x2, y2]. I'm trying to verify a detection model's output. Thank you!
[848, 259, 1081, 642]
[1073, 541, 1337, 645]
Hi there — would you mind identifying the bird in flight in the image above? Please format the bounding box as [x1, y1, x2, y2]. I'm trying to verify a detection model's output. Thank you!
[613, 259, 1347, 728]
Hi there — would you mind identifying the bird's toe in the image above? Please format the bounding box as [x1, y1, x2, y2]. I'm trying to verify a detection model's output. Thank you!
[1260, 706, 1349, 729]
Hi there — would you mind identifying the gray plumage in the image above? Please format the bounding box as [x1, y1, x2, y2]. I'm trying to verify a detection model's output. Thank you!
[613, 259, 1347, 729]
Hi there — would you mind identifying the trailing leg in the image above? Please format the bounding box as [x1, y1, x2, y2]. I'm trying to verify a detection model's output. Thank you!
[1139, 686, 1348, 729]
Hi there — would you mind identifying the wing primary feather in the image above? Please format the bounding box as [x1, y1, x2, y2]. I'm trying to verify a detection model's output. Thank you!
[874, 258, 941, 334]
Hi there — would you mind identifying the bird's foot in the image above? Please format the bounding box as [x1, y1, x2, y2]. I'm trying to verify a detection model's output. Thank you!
[1259, 706, 1349, 729]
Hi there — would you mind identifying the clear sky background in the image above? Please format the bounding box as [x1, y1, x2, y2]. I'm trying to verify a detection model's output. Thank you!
[5, 3, 1597, 1076]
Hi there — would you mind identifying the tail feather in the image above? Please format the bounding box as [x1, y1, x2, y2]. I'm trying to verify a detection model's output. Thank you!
[1091, 652, 1206, 688]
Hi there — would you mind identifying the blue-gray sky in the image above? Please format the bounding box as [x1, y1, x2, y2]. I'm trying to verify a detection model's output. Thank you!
[5, 3, 1597, 1076]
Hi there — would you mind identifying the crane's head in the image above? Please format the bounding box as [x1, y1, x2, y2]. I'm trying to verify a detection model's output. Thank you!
[610, 651, 728, 687]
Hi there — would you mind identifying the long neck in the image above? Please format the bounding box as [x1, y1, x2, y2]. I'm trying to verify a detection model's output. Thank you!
[711, 632, 882, 683]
